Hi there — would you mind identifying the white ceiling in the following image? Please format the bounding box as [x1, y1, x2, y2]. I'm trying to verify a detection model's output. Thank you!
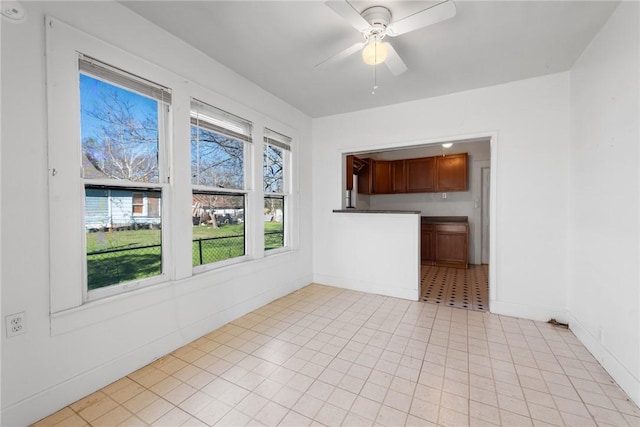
[122, 1, 618, 118]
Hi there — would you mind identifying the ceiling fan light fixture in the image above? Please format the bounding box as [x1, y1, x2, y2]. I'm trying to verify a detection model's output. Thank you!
[362, 37, 388, 65]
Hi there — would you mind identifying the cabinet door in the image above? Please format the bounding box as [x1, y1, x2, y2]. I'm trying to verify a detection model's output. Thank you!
[435, 153, 468, 191]
[406, 157, 435, 192]
[357, 159, 373, 195]
[374, 160, 393, 194]
[421, 224, 435, 262]
[434, 224, 468, 268]
[392, 160, 406, 193]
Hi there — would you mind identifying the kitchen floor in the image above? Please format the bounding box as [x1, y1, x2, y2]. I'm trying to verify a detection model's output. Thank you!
[420, 264, 489, 312]
[33, 284, 639, 427]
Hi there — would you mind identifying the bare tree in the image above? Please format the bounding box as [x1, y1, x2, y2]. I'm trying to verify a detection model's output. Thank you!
[82, 90, 158, 182]
[263, 145, 283, 193]
[191, 127, 244, 189]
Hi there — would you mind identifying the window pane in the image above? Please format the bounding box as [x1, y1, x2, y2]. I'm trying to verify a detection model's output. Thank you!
[192, 193, 245, 266]
[80, 74, 159, 183]
[264, 196, 284, 250]
[85, 187, 162, 290]
[132, 192, 144, 215]
[191, 126, 244, 189]
[263, 144, 284, 193]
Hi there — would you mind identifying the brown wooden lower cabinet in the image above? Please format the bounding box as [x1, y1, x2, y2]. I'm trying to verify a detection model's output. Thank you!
[421, 224, 435, 263]
[421, 220, 468, 269]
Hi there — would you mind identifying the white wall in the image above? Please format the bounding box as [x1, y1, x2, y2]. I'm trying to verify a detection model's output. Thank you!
[315, 212, 421, 301]
[0, 2, 313, 425]
[568, 1, 640, 405]
[313, 72, 571, 321]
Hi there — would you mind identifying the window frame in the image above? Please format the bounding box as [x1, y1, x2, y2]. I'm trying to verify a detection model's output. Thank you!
[45, 17, 300, 323]
[190, 98, 253, 272]
[78, 57, 172, 302]
[263, 128, 292, 254]
[46, 17, 177, 312]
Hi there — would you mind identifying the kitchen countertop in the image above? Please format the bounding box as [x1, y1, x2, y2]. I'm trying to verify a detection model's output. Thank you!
[333, 209, 421, 214]
[421, 216, 468, 223]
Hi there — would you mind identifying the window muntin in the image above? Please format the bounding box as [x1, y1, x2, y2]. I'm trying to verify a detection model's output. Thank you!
[263, 128, 291, 251]
[80, 57, 169, 295]
[191, 99, 251, 267]
[192, 192, 245, 266]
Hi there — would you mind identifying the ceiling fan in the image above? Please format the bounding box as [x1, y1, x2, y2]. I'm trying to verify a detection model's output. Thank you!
[318, 0, 457, 76]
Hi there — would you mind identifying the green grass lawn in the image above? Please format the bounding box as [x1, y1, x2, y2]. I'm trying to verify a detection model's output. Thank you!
[86, 222, 284, 289]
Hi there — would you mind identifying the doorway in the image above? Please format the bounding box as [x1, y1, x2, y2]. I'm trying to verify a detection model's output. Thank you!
[419, 154, 491, 312]
[343, 134, 495, 311]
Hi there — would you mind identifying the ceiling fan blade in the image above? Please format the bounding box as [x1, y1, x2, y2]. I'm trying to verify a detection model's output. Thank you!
[325, 1, 370, 33]
[315, 42, 365, 69]
[383, 43, 408, 76]
[387, 0, 456, 37]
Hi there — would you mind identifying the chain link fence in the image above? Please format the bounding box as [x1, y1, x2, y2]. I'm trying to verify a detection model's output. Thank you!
[264, 230, 284, 250]
[88, 229, 281, 288]
[193, 234, 245, 266]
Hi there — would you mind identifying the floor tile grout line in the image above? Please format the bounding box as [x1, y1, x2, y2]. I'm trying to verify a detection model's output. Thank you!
[32, 283, 640, 427]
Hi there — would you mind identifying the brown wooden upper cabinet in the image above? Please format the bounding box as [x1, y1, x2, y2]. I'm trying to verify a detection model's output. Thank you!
[355, 159, 395, 195]
[351, 152, 468, 195]
[406, 157, 435, 192]
[435, 153, 468, 192]
[374, 160, 393, 194]
[356, 158, 373, 195]
[392, 160, 406, 193]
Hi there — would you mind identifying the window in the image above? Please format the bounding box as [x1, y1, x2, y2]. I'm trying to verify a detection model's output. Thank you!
[263, 128, 291, 251]
[79, 55, 170, 296]
[191, 99, 251, 267]
[132, 192, 144, 215]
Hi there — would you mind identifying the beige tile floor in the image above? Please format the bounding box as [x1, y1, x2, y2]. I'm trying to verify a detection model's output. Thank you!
[33, 284, 640, 427]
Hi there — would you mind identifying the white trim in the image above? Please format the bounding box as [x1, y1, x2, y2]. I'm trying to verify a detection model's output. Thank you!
[192, 255, 249, 275]
[8, 275, 310, 426]
[46, 17, 184, 313]
[567, 312, 640, 406]
[313, 273, 419, 302]
[490, 301, 568, 323]
[488, 132, 498, 310]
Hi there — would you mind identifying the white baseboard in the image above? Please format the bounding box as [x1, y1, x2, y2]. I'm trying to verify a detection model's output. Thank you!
[566, 312, 640, 407]
[313, 274, 419, 301]
[491, 301, 639, 407]
[489, 299, 569, 323]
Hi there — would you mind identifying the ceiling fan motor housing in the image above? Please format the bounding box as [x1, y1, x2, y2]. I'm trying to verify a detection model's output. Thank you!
[361, 6, 391, 35]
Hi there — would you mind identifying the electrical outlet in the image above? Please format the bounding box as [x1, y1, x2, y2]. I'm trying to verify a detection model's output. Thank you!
[6, 312, 26, 338]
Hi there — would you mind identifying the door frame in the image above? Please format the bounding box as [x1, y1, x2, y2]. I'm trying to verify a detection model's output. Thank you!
[341, 131, 498, 310]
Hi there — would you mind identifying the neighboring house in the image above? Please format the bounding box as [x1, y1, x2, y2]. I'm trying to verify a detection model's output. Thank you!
[85, 188, 161, 230]
[191, 193, 244, 226]
[82, 154, 161, 230]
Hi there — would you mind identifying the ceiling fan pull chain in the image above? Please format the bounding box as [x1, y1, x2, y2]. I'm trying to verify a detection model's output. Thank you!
[372, 62, 378, 94]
